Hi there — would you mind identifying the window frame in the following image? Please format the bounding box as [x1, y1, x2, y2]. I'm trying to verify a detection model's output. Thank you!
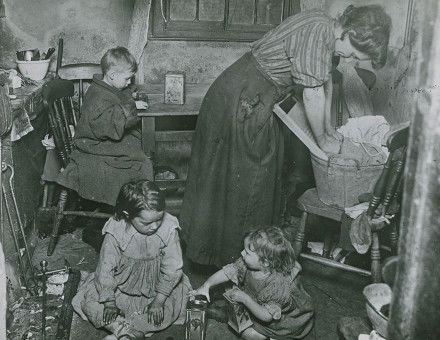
[149, 0, 301, 42]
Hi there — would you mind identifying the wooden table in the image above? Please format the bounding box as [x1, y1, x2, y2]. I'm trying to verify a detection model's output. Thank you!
[137, 83, 207, 159]
[137, 83, 208, 200]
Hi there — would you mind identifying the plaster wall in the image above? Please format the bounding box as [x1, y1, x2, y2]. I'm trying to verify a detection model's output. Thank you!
[0, 0, 134, 69]
[142, 40, 249, 84]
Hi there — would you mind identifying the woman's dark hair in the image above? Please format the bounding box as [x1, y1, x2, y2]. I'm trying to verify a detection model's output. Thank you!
[339, 5, 391, 69]
[114, 180, 165, 221]
[245, 226, 296, 276]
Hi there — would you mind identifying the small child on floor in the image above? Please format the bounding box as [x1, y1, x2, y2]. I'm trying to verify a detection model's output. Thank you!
[72, 180, 192, 339]
[192, 226, 314, 340]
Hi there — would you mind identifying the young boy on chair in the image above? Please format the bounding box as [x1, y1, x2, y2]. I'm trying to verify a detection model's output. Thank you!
[57, 46, 152, 207]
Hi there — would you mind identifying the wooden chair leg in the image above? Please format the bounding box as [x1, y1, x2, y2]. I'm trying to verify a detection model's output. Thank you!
[323, 232, 333, 259]
[371, 232, 381, 282]
[47, 183, 55, 207]
[389, 220, 399, 255]
[42, 182, 49, 208]
[47, 189, 68, 256]
[294, 211, 308, 257]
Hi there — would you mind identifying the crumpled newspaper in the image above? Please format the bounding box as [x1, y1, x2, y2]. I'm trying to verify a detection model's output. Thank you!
[10, 105, 33, 142]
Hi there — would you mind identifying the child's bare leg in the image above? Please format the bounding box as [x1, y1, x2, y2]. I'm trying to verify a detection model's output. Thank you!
[241, 327, 269, 340]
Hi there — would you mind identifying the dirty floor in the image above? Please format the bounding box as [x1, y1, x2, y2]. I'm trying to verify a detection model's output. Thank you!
[25, 219, 370, 340]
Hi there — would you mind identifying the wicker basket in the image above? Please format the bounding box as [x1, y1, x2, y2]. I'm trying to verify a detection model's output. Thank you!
[311, 153, 384, 208]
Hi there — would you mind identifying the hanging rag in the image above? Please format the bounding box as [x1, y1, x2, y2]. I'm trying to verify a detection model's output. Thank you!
[336, 59, 374, 118]
[349, 211, 372, 254]
[127, 0, 152, 84]
[348, 210, 393, 254]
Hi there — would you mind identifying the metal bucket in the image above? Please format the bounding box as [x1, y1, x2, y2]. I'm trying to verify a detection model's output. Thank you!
[311, 153, 384, 208]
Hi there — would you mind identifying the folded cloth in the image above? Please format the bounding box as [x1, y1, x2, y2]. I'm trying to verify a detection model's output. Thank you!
[41, 134, 55, 150]
[345, 202, 369, 219]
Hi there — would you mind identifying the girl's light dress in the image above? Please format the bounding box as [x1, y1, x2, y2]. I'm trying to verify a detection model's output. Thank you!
[223, 258, 314, 339]
[72, 213, 192, 335]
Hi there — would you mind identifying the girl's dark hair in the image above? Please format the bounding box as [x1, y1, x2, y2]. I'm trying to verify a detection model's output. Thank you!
[245, 226, 296, 276]
[101, 46, 138, 75]
[338, 5, 391, 69]
[114, 180, 165, 221]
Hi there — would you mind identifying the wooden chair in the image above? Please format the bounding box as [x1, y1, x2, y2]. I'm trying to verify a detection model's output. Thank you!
[41, 79, 111, 256]
[55, 38, 101, 117]
[293, 125, 409, 282]
[58, 64, 101, 116]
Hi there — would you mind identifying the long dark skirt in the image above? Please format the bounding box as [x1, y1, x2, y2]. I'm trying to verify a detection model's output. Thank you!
[180, 52, 294, 267]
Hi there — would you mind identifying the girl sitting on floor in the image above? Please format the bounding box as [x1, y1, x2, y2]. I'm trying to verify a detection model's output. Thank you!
[72, 180, 191, 339]
[192, 226, 314, 340]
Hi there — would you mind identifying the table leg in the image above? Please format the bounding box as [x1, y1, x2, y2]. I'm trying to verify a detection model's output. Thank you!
[141, 116, 156, 161]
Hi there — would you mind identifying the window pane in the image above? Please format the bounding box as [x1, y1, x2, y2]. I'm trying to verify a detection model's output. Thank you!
[228, 0, 254, 25]
[256, 0, 283, 25]
[169, 0, 197, 21]
[199, 0, 225, 21]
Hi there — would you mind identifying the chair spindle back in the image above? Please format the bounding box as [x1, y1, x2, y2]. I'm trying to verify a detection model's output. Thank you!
[367, 125, 409, 218]
[43, 79, 76, 168]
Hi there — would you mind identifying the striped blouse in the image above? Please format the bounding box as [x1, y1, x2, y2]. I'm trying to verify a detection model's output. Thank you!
[252, 10, 335, 88]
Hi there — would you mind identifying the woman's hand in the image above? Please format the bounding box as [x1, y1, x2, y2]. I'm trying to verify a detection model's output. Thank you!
[325, 126, 344, 142]
[188, 283, 211, 302]
[317, 134, 342, 154]
[145, 294, 166, 326]
[103, 300, 122, 325]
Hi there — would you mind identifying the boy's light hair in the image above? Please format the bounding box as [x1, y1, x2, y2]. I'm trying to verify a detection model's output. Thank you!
[101, 46, 138, 75]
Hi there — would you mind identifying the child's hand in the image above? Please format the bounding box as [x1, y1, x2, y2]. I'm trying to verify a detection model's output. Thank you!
[145, 295, 166, 326]
[226, 288, 250, 305]
[189, 283, 211, 302]
[103, 300, 123, 325]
